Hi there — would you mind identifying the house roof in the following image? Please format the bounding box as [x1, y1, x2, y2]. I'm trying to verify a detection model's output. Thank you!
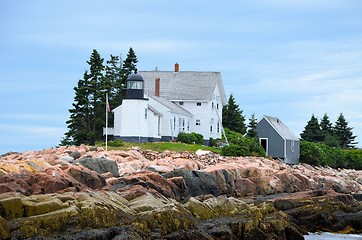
[138, 71, 227, 106]
[262, 115, 299, 141]
[150, 96, 192, 116]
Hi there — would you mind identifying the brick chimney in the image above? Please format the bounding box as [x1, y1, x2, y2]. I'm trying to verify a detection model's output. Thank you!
[174, 63, 179, 72]
[155, 77, 160, 97]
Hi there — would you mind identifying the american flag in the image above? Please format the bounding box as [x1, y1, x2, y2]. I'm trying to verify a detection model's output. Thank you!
[106, 95, 110, 112]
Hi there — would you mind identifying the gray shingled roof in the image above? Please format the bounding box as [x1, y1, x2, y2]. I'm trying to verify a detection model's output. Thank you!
[138, 71, 227, 106]
[264, 116, 299, 141]
[150, 96, 192, 116]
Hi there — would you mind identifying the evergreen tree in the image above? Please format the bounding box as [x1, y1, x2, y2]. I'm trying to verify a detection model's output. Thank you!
[222, 94, 246, 134]
[62, 49, 105, 146]
[320, 113, 334, 138]
[104, 54, 123, 125]
[86, 49, 105, 145]
[320, 113, 339, 147]
[63, 71, 92, 145]
[122, 47, 138, 74]
[334, 113, 358, 149]
[300, 114, 323, 142]
[246, 113, 258, 138]
[62, 48, 139, 146]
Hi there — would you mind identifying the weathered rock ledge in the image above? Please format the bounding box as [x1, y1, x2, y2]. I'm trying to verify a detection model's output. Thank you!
[0, 146, 361, 239]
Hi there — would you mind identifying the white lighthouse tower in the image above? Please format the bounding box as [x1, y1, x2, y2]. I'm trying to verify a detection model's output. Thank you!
[114, 73, 149, 142]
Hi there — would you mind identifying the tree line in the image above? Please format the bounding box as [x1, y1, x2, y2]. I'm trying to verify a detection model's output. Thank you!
[61, 48, 138, 146]
[300, 113, 358, 149]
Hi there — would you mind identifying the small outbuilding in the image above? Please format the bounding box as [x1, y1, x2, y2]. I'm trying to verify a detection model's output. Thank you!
[256, 115, 300, 164]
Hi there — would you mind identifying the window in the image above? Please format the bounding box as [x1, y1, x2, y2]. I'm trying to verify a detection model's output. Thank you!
[217, 103, 219, 109]
[144, 108, 147, 119]
[179, 118, 182, 132]
[182, 118, 185, 131]
[157, 116, 161, 135]
[196, 102, 201, 106]
[196, 119, 201, 126]
[217, 121, 220, 133]
[174, 117, 176, 130]
[187, 121, 190, 131]
[210, 118, 214, 132]
[179, 102, 184, 105]
[127, 81, 143, 89]
[212, 102, 214, 109]
[291, 141, 295, 152]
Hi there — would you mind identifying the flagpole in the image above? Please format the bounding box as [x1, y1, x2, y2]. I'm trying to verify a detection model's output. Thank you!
[105, 92, 108, 152]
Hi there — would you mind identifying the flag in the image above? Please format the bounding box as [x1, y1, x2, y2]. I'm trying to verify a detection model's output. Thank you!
[106, 94, 110, 112]
[107, 101, 110, 112]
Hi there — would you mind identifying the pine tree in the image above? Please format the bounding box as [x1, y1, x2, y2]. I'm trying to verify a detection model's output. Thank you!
[122, 47, 138, 74]
[334, 113, 358, 149]
[86, 49, 105, 145]
[300, 114, 323, 142]
[62, 49, 105, 146]
[63, 71, 92, 145]
[320, 113, 339, 147]
[222, 94, 246, 134]
[104, 54, 123, 125]
[62, 48, 139, 146]
[246, 113, 258, 138]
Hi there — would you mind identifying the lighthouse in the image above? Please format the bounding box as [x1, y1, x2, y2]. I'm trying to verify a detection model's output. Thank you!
[115, 73, 149, 142]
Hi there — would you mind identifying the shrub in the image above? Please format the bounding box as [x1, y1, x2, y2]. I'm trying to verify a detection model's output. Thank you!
[209, 138, 222, 147]
[220, 128, 265, 157]
[107, 140, 124, 147]
[177, 132, 204, 145]
[300, 140, 362, 169]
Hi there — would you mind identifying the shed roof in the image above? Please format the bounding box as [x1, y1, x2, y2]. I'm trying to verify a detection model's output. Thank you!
[262, 115, 299, 141]
[138, 71, 227, 106]
[150, 96, 192, 116]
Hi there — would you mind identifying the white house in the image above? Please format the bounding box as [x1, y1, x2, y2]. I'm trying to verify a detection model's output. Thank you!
[106, 63, 227, 144]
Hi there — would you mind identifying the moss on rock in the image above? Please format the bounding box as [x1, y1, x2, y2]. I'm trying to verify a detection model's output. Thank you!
[184, 197, 217, 219]
[23, 198, 68, 217]
[0, 196, 24, 220]
[132, 205, 197, 236]
[0, 216, 10, 240]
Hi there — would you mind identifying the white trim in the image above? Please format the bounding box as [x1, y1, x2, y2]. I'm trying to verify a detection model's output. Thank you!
[259, 138, 269, 155]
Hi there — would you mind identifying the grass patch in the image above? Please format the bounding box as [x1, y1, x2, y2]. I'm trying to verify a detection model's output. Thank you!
[96, 141, 220, 154]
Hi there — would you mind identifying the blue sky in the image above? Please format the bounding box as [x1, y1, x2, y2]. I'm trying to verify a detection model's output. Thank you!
[1, 0, 362, 153]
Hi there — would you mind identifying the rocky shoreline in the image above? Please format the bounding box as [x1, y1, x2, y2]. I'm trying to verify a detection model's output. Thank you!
[0, 145, 361, 239]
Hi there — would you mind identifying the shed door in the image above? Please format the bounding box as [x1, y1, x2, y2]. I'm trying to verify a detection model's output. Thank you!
[260, 138, 268, 155]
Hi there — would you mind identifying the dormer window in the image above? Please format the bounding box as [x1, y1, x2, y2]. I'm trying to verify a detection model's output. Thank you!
[179, 102, 184, 105]
[197, 102, 201, 106]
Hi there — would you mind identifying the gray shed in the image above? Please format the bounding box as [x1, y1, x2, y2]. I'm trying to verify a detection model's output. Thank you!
[256, 115, 300, 164]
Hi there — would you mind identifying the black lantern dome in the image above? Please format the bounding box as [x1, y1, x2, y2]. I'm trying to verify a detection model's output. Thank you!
[125, 73, 145, 99]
